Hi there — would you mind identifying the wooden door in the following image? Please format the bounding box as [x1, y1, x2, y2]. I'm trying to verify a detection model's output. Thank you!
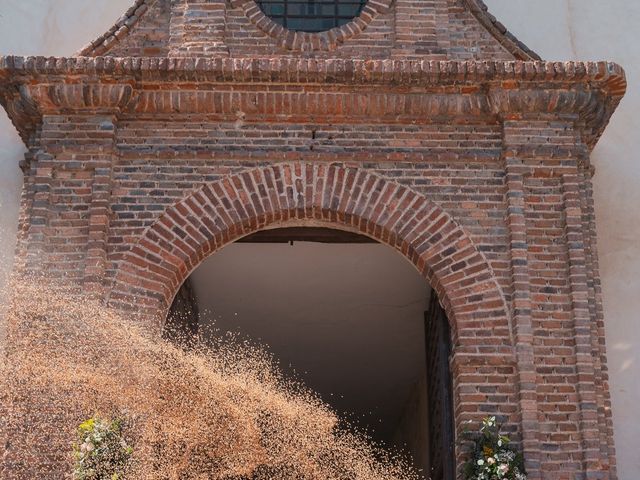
[425, 290, 455, 480]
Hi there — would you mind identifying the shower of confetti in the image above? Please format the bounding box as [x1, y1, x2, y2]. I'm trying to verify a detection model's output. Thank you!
[0, 277, 421, 479]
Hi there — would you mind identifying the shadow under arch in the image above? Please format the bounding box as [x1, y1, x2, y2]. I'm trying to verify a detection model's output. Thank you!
[109, 162, 510, 348]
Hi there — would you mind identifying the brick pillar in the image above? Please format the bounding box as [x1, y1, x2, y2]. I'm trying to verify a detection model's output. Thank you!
[12, 129, 42, 277]
[2, 114, 119, 479]
[17, 114, 117, 294]
[561, 168, 614, 479]
[578, 165, 618, 477]
[502, 119, 541, 478]
[83, 117, 116, 297]
[502, 116, 617, 479]
[169, 0, 229, 56]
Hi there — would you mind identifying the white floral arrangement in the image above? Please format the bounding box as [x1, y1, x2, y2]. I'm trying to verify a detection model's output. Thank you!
[463, 416, 527, 480]
[73, 416, 133, 480]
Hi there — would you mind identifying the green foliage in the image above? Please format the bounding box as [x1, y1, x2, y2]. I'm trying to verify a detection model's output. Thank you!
[462, 417, 527, 480]
[73, 416, 133, 480]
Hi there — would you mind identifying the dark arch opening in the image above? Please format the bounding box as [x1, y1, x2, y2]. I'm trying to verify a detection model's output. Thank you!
[164, 227, 455, 479]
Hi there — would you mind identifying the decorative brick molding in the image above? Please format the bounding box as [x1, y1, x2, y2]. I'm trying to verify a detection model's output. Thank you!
[229, 0, 393, 52]
[0, 57, 626, 148]
[25, 84, 135, 113]
[110, 162, 509, 332]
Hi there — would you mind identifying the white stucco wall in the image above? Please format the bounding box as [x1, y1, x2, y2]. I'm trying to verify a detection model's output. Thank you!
[483, 3, 640, 476]
[0, 0, 133, 279]
[0, 1, 637, 477]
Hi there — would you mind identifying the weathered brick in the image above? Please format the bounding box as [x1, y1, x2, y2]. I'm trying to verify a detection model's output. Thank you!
[0, 1, 626, 478]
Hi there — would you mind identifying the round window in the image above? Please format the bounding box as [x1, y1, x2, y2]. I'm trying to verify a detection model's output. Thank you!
[254, 0, 367, 32]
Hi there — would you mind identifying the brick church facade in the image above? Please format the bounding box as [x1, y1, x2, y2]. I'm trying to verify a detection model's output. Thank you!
[0, 0, 626, 478]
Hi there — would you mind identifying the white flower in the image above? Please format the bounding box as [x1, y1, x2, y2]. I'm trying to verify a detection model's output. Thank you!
[477, 459, 485, 466]
[497, 439, 503, 447]
[499, 464, 509, 474]
[487, 457, 496, 465]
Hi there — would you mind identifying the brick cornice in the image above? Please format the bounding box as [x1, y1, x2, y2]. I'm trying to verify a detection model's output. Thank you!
[0, 57, 625, 149]
[25, 84, 135, 114]
[0, 57, 624, 86]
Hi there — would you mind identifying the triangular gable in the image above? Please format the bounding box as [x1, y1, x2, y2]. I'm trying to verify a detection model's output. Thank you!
[465, 0, 540, 60]
[77, 0, 540, 59]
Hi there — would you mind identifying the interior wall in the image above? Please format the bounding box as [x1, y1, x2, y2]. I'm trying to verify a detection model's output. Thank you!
[189, 241, 431, 469]
[484, 2, 640, 476]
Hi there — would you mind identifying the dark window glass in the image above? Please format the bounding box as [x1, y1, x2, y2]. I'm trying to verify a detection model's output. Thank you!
[255, 0, 367, 32]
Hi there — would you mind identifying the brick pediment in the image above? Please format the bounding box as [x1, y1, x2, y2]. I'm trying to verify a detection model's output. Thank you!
[76, 0, 540, 60]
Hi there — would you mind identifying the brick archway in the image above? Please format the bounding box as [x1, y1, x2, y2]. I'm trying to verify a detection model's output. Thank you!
[110, 162, 510, 348]
[109, 162, 519, 467]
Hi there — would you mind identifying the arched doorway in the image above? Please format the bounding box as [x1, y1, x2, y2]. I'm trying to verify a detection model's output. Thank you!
[165, 226, 455, 479]
[110, 163, 515, 475]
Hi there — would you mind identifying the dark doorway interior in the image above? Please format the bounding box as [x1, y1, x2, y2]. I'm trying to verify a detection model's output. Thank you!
[166, 227, 454, 478]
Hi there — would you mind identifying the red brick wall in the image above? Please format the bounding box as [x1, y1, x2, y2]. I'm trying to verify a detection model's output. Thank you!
[8, 110, 615, 479]
[97, 0, 528, 60]
[0, 2, 624, 476]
